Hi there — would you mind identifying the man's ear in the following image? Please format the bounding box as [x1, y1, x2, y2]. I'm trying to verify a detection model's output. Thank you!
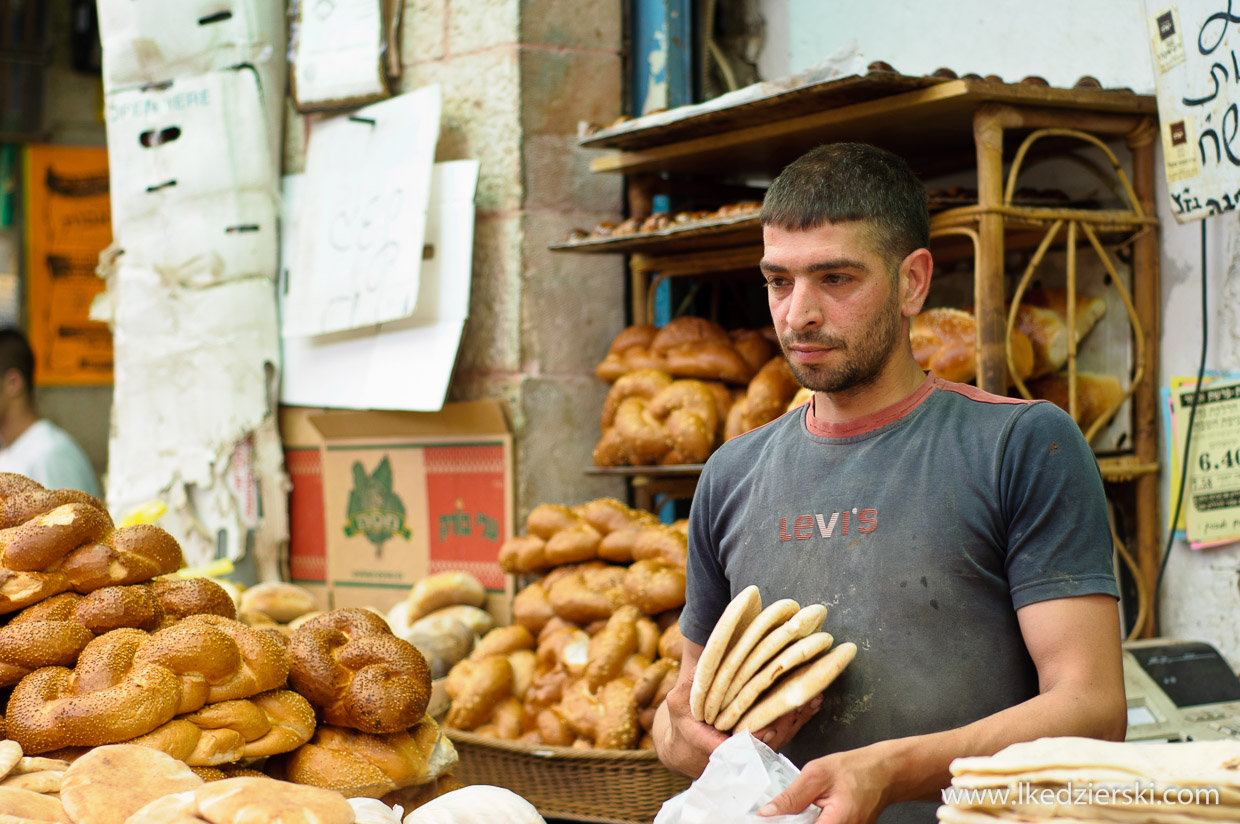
[1, 368, 24, 398]
[899, 248, 933, 318]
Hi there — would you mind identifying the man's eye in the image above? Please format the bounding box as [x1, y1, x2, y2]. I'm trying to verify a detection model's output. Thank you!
[764, 279, 788, 289]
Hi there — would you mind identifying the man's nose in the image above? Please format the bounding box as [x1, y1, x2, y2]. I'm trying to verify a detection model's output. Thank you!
[785, 281, 822, 330]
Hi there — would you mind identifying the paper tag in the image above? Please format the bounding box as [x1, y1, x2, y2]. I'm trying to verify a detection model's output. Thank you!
[1161, 117, 1199, 183]
[1149, 6, 1186, 73]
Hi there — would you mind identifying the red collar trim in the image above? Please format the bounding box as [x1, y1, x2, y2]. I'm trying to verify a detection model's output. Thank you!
[805, 374, 936, 438]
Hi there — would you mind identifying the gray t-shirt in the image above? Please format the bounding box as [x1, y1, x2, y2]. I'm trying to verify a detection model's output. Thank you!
[681, 375, 1117, 823]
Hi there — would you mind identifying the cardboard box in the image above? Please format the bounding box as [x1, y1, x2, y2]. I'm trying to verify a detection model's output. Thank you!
[104, 66, 279, 281]
[97, 0, 286, 135]
[280, 404, 330, 608]
[310, 402, 514, 618]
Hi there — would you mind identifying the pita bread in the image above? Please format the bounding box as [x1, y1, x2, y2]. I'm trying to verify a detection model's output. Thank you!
[702, 598, 800, 724]
[723, 603, 827, 703]
[689, 585, 761, 722]
[0, 787, 69, 823]
[61, 744, 202, 824]
[734, 641, 856, 733]
[714, 631, 834, 731]
[0, 740, 21, 781]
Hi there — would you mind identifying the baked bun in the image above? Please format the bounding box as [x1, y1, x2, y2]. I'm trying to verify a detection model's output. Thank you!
[724, 355, 802, 441]
[0, 619, 94, 686]
[652, 317, 758, 385]
[1027, 371, 1124, 434]
[402, 572, 487, 623]
[289, 608, 432, 734]
[911, 308, 1035, 384]
[126, 688, 316, 765]
[273, 715, 457, 799]
[595, 325, 662, 383]
[238, 581, 320, 624]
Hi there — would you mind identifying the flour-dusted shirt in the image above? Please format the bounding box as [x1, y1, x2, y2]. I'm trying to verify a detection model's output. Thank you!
[681, 375, 1117, 824]
[0, 419, 101, 497]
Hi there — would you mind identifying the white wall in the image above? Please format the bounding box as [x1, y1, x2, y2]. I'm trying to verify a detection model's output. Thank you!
[760, 0, 1154, 93]
[758, 0, 1240, 661]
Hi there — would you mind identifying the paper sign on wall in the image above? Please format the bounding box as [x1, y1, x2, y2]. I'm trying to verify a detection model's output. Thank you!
[283, 85, 441, 338]
[279, 159, 478, 412]
[1144, 2, 1240, 222]
[290, 0, 395, 111]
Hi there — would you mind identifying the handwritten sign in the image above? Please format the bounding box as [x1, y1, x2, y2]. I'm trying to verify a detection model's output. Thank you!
[1145, 2, 1240, 222]
[1175, 379, 1240, 545]
[283, 85, 441, 337]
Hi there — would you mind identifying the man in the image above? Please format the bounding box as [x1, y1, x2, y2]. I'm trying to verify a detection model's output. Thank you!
[0, 328, 101, 496]
[652, 143, 1125, 823]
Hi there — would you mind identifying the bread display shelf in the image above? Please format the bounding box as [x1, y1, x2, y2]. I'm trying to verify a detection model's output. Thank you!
[550, 214, 763, 256]
[584, 464, 705, 477]
[580, 71, 945, 152]
[587, 77, 1155, 179]
[445, 729, 690, 824]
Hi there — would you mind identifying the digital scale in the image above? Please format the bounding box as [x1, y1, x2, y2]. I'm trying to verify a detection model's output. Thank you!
[1123, 638, 1240, 742]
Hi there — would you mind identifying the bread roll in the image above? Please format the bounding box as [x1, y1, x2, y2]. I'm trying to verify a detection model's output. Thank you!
[239, 581, 319, 624]
[403, 572, 487, 622]
[1027, 371, 1124, 433]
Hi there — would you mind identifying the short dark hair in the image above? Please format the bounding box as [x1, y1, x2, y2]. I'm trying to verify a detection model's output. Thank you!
[0, 329, 35, 396]
[761, 142, 930, 267]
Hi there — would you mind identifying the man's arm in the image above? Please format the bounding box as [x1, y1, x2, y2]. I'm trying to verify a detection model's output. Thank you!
[759, 593, 1126, 824]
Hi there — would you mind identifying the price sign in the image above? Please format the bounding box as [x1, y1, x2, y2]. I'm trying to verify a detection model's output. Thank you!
[1177, 379, 1240, 543]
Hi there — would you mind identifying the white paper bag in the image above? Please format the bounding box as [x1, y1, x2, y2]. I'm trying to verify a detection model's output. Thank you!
[655, 732, 820, 824]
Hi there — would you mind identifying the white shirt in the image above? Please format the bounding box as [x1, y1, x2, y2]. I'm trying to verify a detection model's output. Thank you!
[0, 419, 101, 497]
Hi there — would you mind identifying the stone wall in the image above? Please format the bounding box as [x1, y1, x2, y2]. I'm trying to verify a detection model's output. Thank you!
[400, 0, 629, 519]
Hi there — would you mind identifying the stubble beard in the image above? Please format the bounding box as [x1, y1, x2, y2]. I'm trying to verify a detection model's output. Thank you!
[780, 290, 904, 394]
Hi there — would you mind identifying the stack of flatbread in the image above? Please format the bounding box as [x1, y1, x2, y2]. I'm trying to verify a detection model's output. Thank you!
[940, 736, 1240, 824]
[689, 585, 856, 733]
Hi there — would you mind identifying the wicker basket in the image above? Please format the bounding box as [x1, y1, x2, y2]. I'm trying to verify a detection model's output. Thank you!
[445, 729, 691, 824]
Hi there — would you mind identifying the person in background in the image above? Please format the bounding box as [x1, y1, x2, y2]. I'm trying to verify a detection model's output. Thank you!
[0, 328, 101, 496]
[652, 143, 1125, 823]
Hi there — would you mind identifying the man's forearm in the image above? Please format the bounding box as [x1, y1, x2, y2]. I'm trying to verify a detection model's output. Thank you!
[864, 677, 1127, 806]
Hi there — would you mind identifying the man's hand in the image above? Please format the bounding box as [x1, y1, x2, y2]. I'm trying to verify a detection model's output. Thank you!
[653, 645, 729, 777]
[758, 745, 892, 824]
[750, 693, 823, 750]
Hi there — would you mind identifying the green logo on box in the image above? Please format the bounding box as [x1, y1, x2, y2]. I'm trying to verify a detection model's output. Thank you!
[343, 456, 411, 556]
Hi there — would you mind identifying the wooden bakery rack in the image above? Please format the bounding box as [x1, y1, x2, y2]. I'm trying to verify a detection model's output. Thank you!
[556, 74, 1162, 636]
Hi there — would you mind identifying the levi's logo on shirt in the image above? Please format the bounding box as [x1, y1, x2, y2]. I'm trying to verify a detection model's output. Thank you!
[779, 508, 877, 540]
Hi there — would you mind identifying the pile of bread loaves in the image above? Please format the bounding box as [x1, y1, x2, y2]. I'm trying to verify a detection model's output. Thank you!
[444, 498, 689, 749]
[911, 288, 1123, 431]
[563, 200, 763, 243]
[594, 317, 804, 466]
[690, 586, 856, 733]
[0, 472, 464, 818]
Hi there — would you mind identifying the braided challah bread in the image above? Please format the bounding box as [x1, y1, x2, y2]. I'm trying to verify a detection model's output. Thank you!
[6, 615, 288, 753]
[288, 608, 432, 734]
[593, 369, 719, 466]
[125, 689, 316, 765]
[0, 503, 183, 614]
[9, 577, 236, 634]
[724, 355, 803, 441]
[596, 319, 774, 386]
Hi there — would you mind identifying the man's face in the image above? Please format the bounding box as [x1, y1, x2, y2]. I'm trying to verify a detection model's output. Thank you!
[761, 221, 907, 395]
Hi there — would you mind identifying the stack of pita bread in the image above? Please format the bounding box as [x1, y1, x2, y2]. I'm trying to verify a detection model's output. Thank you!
[690, 585, 856, 733]
[940, 736, 1240, 824]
